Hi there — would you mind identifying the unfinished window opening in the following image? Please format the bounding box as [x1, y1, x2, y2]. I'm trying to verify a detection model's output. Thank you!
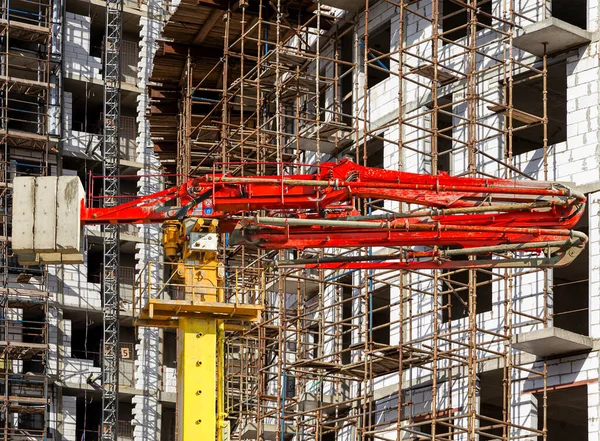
[552, 0, 587, 29]
[507, 61, 566, 156]
[308, 323, 320, 359]
[553, 200, 588, 336]
[76, 396, 101, 441]
[76, 397, 134, 440]
[441, 265, 492, 322]
[318, 66, 328, 122]
[163, 330, 177, 368]
[90, 20, 104, 59]
[285, 374, 296, 397]
[369, 285, 390, 345]
[18, 414, 44, 432]
[340, 28, 354, 127]
[367, 136, 384, 168]
[87, 242, 103, 283]
[320, 432, 335, 441]
[535, 385, 588, 440]
[22, 308, 45, 374]
[68, 312, 102, 364]
[415, 409, 455, 439]
[14, 160, 44, 177]
[161, 405, 176, 441]
[431, 95, 453, 173]
[367, 24, 391, 89]
[442, 0, 492, 42]
[479, 369, 504, 440]
[341, 274, 353, 364]
[69, 88, 102, 134]
[7, 93, 44, 134]
[119, 326, 136, 388]
[418, 420, 455, 438]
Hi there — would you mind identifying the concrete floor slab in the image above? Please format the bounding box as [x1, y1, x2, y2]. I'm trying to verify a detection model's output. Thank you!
[513, 18, 591, 56]
[511, 327, 592, 357]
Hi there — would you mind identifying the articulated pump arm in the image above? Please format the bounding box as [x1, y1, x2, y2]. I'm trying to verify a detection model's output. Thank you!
[78, 159, 588, 269]
[11, 160, 587, 441]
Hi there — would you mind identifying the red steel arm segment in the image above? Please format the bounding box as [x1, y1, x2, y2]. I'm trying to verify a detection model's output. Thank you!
[80, 159, 587, 267]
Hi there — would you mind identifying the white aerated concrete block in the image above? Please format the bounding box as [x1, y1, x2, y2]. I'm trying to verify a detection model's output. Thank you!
[56, 176, 84, 253]
[11, 177, 35, 253]
[33, 177, 57, 253]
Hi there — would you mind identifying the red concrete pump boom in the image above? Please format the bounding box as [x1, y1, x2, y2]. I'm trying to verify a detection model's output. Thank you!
[81, 159, 587, 269]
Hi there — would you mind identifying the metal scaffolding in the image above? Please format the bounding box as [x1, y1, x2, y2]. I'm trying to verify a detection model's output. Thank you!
[144, 0, 587, 438]
[0, 0, 55, 436]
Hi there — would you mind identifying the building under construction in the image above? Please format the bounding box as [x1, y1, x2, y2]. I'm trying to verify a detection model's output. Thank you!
[0, 0, 598, 437]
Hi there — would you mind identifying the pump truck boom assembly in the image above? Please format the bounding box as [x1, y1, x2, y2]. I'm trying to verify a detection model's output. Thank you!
[10, 159, 588, 440]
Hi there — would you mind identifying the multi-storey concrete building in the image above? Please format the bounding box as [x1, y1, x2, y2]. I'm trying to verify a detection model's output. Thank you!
[0, 0, 174, 438]
[1, 0, 599, 438]
[146, 0, 599, 440]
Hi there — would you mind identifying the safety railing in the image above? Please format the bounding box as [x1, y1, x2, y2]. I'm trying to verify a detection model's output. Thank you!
[117, 420, 134, 439]
[0, 0, 52, 27]
[86, 420, 133, 440]
[71, 345, 135, 388]
[132, 261, 265, 319]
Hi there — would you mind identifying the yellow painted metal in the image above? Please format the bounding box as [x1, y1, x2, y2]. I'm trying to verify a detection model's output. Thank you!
[217, 321, 225, 441]
[163, 218, 224, 303]
[177, 317, 217, 441]
[137, 298, 262, 322]
[162, 221, 180, 260]
[133, 218, 263, 441]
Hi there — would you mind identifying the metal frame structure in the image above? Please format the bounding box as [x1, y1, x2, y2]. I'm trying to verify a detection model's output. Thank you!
[12, 154, 585, 441]
[143, 0, 591, 438]
[102, 0, 123, 436]
[0, 0, 55, 436]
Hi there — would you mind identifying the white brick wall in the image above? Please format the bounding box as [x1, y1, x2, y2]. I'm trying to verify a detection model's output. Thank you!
[62, 395, 77, 441]
[164, 366, 177, 393]
[64, 13, 102, 81]
[133, 1, 163, 440]
[63, 357, 100, 386]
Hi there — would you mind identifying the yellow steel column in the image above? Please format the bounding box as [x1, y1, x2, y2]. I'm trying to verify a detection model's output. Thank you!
[177, 317, 217, 440]
[216, 321, 226, 441]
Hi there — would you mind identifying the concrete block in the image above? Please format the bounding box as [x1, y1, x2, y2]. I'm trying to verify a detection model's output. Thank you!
[17, 253, 39, 265]
[11, 177, 35, 253]
[39, 253, 63, 264]
[62, 254, 84, 264]
[56, 176, 84, 253]
[13, 176, 83, 258]
[33, 177, 58, 253]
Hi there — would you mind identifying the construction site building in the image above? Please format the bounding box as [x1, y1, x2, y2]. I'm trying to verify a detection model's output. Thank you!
[146, 0, 599, 440]
[0, 0, 599, 438]
[0, 0, 170, 438]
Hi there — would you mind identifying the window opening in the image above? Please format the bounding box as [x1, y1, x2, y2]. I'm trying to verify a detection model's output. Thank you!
[553, 200, 588, 335]
[442, 0, 492, 42]
[535, 385, 588, 440]
[366, 24, 391, 88]
[441, 264, 492, 322]
[509, 61, 566, 156]
[369, 285, 390, 345]
[552, 0, 587, 29]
